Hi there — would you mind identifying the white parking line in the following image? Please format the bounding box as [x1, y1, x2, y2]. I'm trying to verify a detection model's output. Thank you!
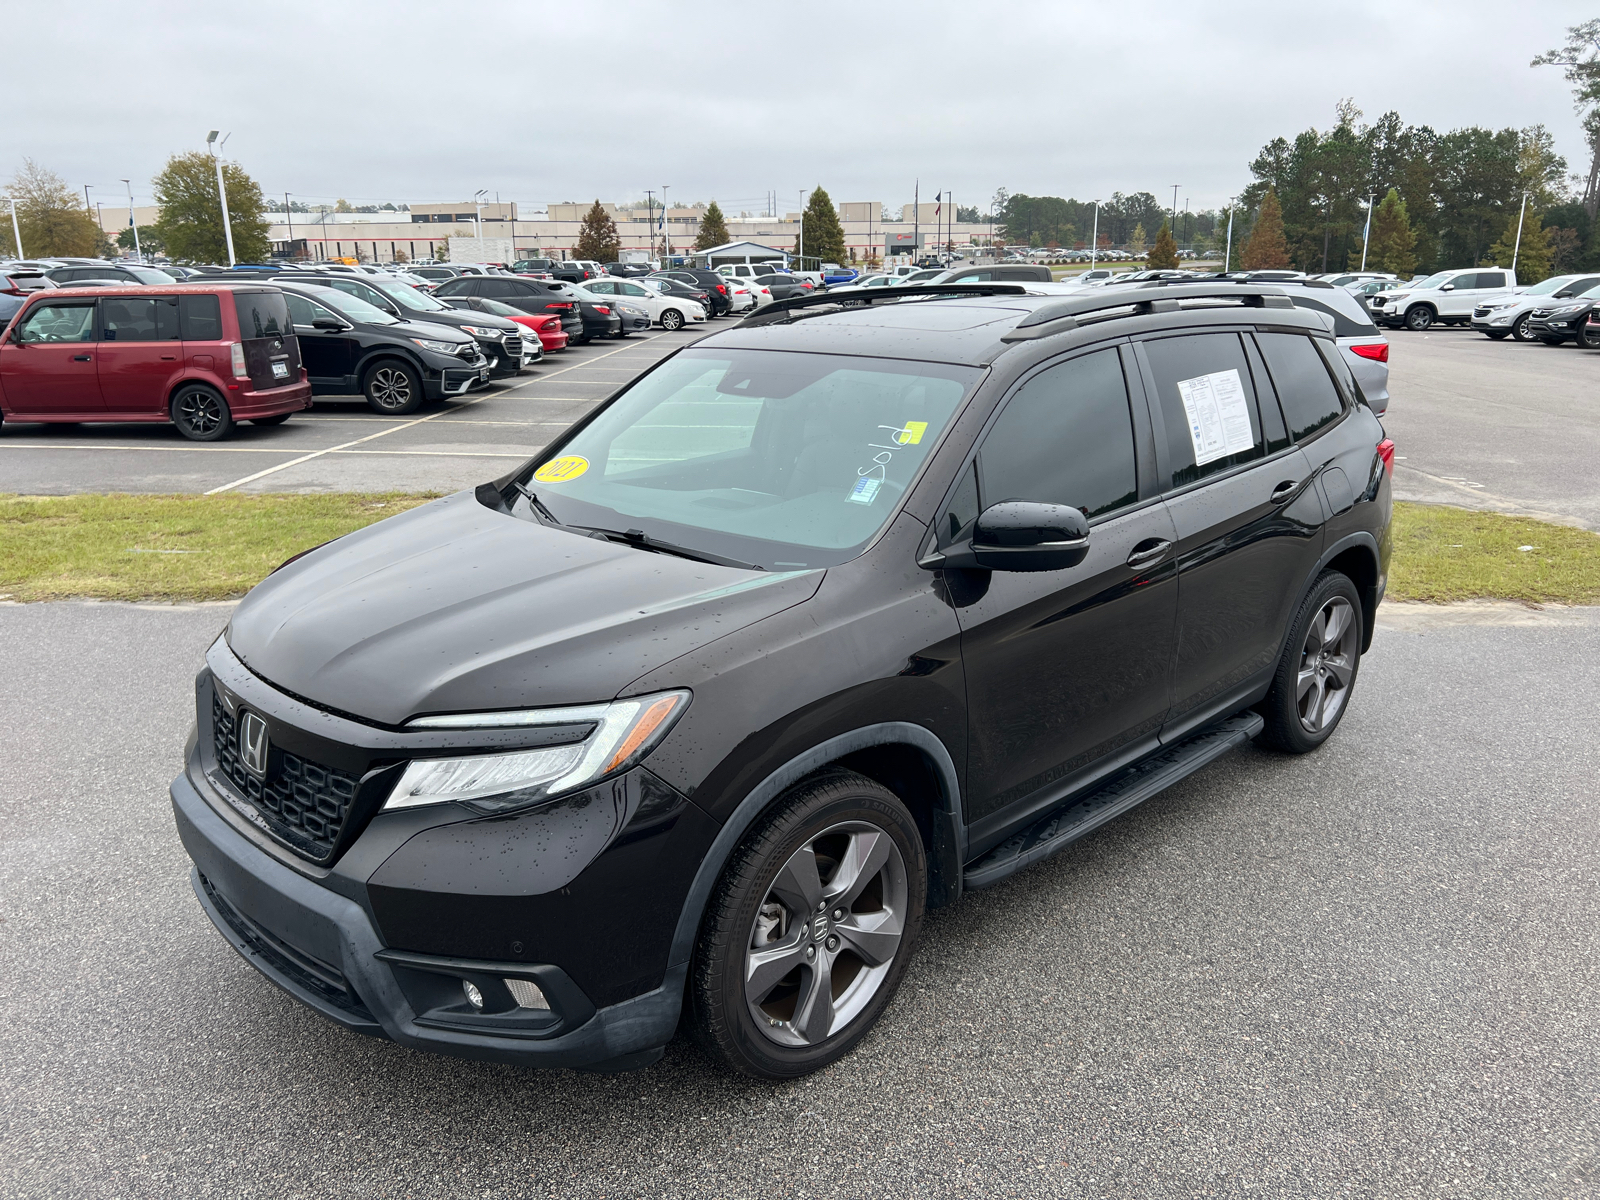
[204, 338, 655, 494]
[0, 443, 538, 459]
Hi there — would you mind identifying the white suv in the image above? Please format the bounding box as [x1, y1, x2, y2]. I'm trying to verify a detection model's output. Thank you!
[1367, 268, 1517, 331]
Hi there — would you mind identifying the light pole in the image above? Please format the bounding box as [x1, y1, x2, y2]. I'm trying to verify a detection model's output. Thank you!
[1224, 203, 1236, 273]
[284, 192, 293, 259]
[661, 185, 671, 261]
[5, 197, 22, 258]
[121, 179, 141, 261]
[1089, 200, 1100, 267]
[799, 189, 807, 269]
[1511, 190, 1529, 274]
[473, 189, 487, 254]
[206, 131, 237, 266]
[84, 184, 93, 217]
[1359, 191, 1376, 271]
[1170, 184, 1180, 233]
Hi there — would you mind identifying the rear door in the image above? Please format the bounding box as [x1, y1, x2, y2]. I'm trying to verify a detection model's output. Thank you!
[952, 344, 1179, 831]
[96, 293, 177, 413]
[1134, 329, 1324, 740]
[0, 297, 105, 413]
[1473, 269, 1513, 308]
[179, 293, 227, 377]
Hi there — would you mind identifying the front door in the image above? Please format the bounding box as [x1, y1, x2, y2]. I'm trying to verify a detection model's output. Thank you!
[1134, 330, 1325, 738]
[0, 298, 104, 414]
[97, 293, 178, 414]
[283, 293, 353, 390]
[1439, 273, 1483, 317]
[950, 345, 1179, 831]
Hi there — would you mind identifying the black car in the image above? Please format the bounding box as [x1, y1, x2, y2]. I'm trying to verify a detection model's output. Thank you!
[603, 262, 654, 278]
[1524, 285, 1600, 347]
[286, 273, 530, 379]
[645, 273, 715, 313]
[46, 263, 179, 286]
[171, 281, 1392, 1080]
[429, 275, 586, 344]
[546, 282, 623, 342]
[276, 282, 488, 413]
[656, 267, 733, 315]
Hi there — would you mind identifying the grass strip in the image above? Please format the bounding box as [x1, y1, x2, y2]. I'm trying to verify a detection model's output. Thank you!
[1, 494, 1596, 607]
[0, 492, 438, 602]
[1388, 502, 1600, 605]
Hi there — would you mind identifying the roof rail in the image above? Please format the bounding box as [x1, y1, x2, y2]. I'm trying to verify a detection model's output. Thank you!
[736, 282, 1027, 327]
[999, 282, 1296, 342]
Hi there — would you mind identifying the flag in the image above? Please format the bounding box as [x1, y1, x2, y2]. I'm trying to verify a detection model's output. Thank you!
[935, 191, 942, 218]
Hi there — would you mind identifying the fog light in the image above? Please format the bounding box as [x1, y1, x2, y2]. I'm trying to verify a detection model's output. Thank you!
[506, 978, 550, 1010]
[462, 980, 485, 1009]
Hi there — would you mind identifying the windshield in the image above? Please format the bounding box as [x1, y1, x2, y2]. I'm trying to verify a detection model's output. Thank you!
[1525, 276, 1573, 296]
[1408, 273, 1450, 290]
[128, 266, 177, 284]
[372, 279, 449, 311]
[522, 349, 981, 568]
[303, 285, 399, 325]
[475, 297, 528, 317]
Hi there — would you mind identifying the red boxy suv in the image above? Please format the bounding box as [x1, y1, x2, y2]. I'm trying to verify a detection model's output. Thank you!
[0, 283, 311, 440]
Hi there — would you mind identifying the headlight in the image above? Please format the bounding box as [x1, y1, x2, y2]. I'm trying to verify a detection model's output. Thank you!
[1548, 304, 1582, 316]
[411, 337, 461, 354]
[384, 690, 690, 815]
[459, 325, 502, 337]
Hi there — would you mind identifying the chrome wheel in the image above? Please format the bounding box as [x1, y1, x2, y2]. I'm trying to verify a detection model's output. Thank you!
[1297, 597, 1358, 733]
[744, 821, 908, 1048]
[1511, 313, 1534, 342]
[367, 365, 414, 411]
[661, 308, 684, 331]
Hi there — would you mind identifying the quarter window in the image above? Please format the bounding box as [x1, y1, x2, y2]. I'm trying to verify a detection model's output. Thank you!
[1143, 332, 1265, 488]
[976, 348, 1138, 519]
[178, 294, 222, 340]
[1257, 332, 1345, 443]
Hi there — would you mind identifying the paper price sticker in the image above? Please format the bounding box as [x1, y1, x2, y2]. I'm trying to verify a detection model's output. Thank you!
[533, 455, 590, 484]
[1175, 369, 1254, 466]
[847, 476, 882, 505]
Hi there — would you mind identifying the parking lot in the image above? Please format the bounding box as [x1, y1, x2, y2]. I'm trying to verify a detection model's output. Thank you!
[0, 328, 702, 496]
[5, 318, 1600, 1200]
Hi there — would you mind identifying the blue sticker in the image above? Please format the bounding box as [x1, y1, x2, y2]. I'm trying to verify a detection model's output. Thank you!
[847, 476, 881, 505]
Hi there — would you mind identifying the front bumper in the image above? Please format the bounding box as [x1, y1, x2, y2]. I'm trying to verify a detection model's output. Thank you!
[474, 335, 525, 378]
[1525, 316, 1581, 341]
[173, 773, 680, 1070]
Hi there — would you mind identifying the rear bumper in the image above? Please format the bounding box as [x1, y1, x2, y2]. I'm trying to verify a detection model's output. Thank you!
[231, 381, 313, 418]
[171, 769, 683, 1071]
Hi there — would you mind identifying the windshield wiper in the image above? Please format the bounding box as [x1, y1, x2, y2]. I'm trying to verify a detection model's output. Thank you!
[579, 525, 764, 572]
[509, 480, 562, 525]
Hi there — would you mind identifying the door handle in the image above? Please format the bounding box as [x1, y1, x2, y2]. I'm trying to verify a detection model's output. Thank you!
[72, 354, 92, 362]
[160, 355, 177, 361]
[1270, 479, 1301, 503]
[1126, 539, 1172, 568]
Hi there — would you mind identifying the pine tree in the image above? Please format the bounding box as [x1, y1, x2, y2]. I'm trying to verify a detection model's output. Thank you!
[6, 159, 104, 257]
[1364, 189, 1417, 276]
[1487, 214, 1553, 283]
[1147, 220, 1179, 269]
[800, 186, 847, 264]
[1240, 189, 1290, 270]
[1129, 223, 1147, 257]
[575, 200, 620, 262]
[694, 200, 729, 250]
[151, 151, 272, 262]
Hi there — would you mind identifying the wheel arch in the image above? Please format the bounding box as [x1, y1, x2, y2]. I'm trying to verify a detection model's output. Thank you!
[355, 348, 428, 385]
[666, 722, 964, 974]
[165, 376, 225, 408]
[1404, 302, 1436, 325]
[1314, 532, 1382, 653]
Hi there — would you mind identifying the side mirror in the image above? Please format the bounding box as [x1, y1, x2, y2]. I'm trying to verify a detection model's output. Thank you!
[1441, 283, 1455, 291]
[310, 317, 347, 331]
[922, 501, 1091, 572]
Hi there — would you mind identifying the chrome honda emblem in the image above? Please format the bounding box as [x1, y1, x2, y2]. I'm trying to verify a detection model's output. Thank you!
[239, 711, 270, 777]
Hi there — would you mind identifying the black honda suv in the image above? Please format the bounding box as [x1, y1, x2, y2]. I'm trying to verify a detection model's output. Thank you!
[171, 282, 1393, 1080]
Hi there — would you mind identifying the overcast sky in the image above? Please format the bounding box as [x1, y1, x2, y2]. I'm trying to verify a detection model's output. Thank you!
[5, 1, 1594, 217]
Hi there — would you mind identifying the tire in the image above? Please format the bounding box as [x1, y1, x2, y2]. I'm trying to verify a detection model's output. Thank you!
[1510, 313, 1534, 342]
[1579, 322, 1600, 350]
[660, 308, 685, 332]
[362, 359, 423, 415]
[1540, 336, 1566, 346]
[1403, 305, 1434, 332]
[251, 412, 293, 426]
[170, 385, 233, 441]
[689, 768, 926, 1079]
[1484, 331, 1509, 340]
[1256, 570, 1364, 754]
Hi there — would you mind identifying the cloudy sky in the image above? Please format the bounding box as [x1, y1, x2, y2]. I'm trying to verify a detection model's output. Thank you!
[5, 1, 1594, 216]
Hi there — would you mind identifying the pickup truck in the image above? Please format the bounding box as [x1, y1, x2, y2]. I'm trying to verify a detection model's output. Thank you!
[512, 258, 596, 285]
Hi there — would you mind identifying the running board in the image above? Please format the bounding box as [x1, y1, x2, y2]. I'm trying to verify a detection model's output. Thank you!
[963, 712, 1263, 890]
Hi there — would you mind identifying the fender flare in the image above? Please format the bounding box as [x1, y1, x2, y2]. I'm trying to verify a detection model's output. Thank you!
[665, 722, 963, 971]
[1289, 530, 1383, 657]
[353, 347, 429, 388]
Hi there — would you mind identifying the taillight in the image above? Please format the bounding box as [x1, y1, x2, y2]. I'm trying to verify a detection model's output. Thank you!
[593, 305, 611, 314]
[1377, 438, 1395, 475]
[1350, 341, 1389, 363]
[715, 284, 726, 294]
[230, 342, 249, 379]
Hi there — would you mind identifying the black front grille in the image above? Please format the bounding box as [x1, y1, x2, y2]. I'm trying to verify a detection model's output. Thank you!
[212, 694, 359, 862]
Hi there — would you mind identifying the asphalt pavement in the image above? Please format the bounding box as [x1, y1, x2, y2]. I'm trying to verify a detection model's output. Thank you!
[2, 599, 1597, 1199]
[0, 328, 702, 496]
[1383, 327, 1600, 529]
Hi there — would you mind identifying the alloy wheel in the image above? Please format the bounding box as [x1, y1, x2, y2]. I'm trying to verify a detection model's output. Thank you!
[368, 366, 413, 411]
[1511, 313, 1534, 342]
[1297, 597, 1358, 733]
[177, 390, 224, 435]
[744, 821, 908, 1048]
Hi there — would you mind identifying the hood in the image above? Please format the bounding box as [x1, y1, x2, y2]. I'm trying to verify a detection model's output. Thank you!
[226, 492, 823, 726]
[390, 318, 475, 345]
[411, 308, 521, 332]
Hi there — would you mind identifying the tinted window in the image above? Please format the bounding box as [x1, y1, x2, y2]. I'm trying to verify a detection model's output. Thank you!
[1258, 332, 1344, 443]
[284, 292, 332, 326]
[179, 294, 222, 340]
[0, 294, 25, 326]
[1478, 271, 1507, 289]
[100, 295, 159, 341]
[1448, 273, 1480, 290]
[585, 280, 615, 294]
[1144, 332, 1265, 487]
[17, 301, 96, 342]
[1288, 292, 1376, 338]
[978, 348, 1138, 519]
[233, 292, 290, 339]
[434, 278, 473, 295]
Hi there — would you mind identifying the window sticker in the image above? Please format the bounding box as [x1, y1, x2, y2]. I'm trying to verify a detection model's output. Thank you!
[847, 476, 882, 505]
[887, 420, 928, 445]
[533, 455, 590, 483]
[1175, 368, 1254, 466]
